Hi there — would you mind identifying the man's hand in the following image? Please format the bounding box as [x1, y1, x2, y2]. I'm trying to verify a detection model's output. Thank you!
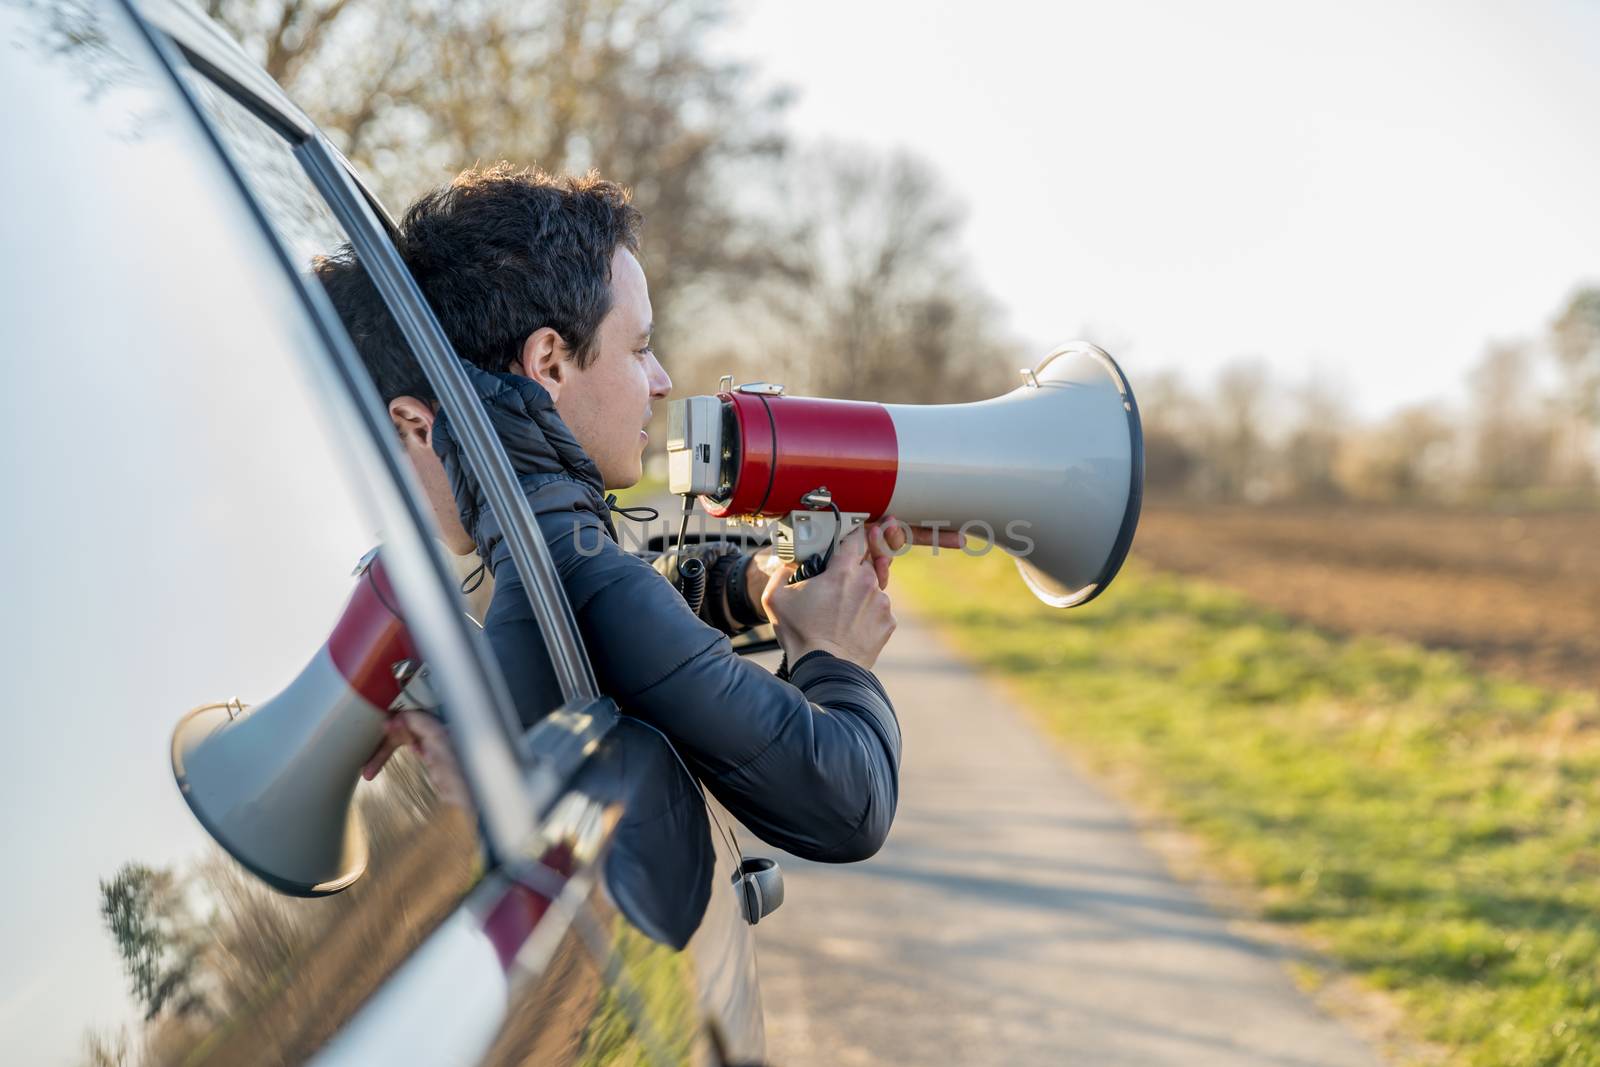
[360, 711, 471, 809]
[760, 526, 897, 670]
[863, 516, 965, 589]
[741, 516, 963, 620]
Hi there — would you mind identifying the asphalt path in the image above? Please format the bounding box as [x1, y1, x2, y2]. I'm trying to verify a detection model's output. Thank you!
[746, 612, 1386, 1067]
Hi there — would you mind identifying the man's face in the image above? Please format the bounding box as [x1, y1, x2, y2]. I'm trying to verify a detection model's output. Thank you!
[539, 248, 672, 490]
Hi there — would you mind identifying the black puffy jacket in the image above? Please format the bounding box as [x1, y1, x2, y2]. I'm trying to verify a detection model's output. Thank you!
[432, 363, 901, 862]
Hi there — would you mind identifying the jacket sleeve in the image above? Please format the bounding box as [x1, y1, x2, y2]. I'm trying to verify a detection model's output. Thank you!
[497, 510, 900, 863]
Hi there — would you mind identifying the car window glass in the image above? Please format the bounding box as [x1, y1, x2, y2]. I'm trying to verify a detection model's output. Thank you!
[0, 4, 480, 1062]
[183, 73, 349, 264]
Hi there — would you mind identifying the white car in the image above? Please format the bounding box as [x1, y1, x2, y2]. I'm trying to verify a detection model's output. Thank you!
[0, 1, 770, 1063]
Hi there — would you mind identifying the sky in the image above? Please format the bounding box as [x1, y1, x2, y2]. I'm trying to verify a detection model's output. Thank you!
[724, 0, 1600, 419]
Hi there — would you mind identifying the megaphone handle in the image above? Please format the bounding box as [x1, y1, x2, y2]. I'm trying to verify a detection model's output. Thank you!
[775, 508, 869, 585]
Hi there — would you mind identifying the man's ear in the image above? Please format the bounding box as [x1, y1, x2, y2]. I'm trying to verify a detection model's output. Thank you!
[515, 327, 570, 400]
[388, 395, 437, 449]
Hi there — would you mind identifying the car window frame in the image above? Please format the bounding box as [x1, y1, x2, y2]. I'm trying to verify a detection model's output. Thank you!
[129, 0, 610, 706]
[134, 3, 601, 706]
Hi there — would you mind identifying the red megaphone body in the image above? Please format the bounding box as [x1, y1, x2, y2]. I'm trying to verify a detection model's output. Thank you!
[667, 342, 1144, 607]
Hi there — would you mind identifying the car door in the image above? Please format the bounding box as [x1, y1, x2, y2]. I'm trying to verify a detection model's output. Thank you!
[0, 2, 746, 1065]
[125, 2, 768, 1063]
[0, 1, 522, 1062]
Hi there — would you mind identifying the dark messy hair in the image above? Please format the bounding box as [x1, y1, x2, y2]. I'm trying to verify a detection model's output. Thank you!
[313, 248, 436, 406]
[400, 163, 643, 374]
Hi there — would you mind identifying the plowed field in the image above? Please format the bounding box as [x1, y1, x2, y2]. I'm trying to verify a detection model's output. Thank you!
[1131, 504, 1600, 693]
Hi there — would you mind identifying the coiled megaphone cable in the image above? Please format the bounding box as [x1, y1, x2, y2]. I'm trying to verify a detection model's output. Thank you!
[677, 556, 707, 615]
[669, 494, 709, 614]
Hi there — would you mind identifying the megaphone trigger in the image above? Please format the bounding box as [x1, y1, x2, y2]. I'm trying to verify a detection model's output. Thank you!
[771, 485, 869, 585]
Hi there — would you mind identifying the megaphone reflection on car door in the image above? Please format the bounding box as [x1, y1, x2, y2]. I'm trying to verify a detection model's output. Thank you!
[169, 551, 436, 896]
[666, 341, 1144, 607]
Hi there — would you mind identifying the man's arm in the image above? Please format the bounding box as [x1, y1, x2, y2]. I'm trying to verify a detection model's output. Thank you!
[650, 519, 964, 638]
[490, 514, 901, 862]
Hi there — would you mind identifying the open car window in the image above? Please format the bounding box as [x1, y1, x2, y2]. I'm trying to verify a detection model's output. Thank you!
[174, 66, 564, 722]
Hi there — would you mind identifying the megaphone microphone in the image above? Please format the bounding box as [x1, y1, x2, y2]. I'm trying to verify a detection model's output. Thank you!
[666, 341, 1143, 607]
[170, 550, 437, 896]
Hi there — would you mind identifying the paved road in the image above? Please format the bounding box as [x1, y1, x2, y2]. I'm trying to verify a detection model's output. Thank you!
[748, 612, 1385, 1067]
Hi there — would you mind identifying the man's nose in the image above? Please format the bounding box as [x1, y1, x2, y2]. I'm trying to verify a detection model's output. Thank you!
[648, 351, 672, 398]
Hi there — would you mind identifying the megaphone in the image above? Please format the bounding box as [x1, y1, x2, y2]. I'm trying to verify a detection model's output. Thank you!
[667, 342, 1143, 607]
[170, 550, 434, 896]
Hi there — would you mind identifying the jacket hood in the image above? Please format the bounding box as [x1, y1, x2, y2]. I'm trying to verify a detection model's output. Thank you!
[430, 360, 609, 557]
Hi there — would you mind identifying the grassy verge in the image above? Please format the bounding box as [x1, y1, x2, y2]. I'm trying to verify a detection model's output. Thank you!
[608, 472, 667, 507]
[894, 551, 1600, 1067]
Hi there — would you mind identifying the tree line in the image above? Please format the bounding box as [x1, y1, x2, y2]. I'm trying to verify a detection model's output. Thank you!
[1143, 286, 1600, 507]
[201, 0, 1018, 406]
[202, 0, 1597, 504]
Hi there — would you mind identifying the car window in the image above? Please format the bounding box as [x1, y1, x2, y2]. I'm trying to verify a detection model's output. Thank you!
[0, 3, 482, 1062]
[176, 66, 565, 720]
[158, 20, 761, 1067]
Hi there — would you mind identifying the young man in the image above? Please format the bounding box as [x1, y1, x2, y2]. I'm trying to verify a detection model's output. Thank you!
[331, 165, 939, 862]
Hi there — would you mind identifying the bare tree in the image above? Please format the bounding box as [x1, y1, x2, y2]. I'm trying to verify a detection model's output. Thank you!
[192, 850, 310, 1017]
[1468, 341, 1556, 496]
[722, 144, 1015, 404]
[1205, 359, 1271, 501]
[81, 1027, 132, 1067]
[1335, 404, 1456, 503]
[1279, 373, 1348, 501]
[202, 0, 357, 83]
[98, 864, 207, 1022]
[1549, 287, 1600, 488]
[203, 0, 790, 342]
[1139, 370, 1202, 496]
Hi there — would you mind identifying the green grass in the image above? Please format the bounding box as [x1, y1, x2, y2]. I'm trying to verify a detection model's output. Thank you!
[579, 917, 698, 1066]
[895, 551, 1600, 1067]
[607, 472, 668, 507]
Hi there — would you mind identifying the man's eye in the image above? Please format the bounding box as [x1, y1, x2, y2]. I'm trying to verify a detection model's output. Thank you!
[636, 346, 653, 358]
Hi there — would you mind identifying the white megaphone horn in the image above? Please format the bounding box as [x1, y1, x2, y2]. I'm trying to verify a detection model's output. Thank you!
[170, 550, 434, 896]
[666, 341, 1143, 607]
